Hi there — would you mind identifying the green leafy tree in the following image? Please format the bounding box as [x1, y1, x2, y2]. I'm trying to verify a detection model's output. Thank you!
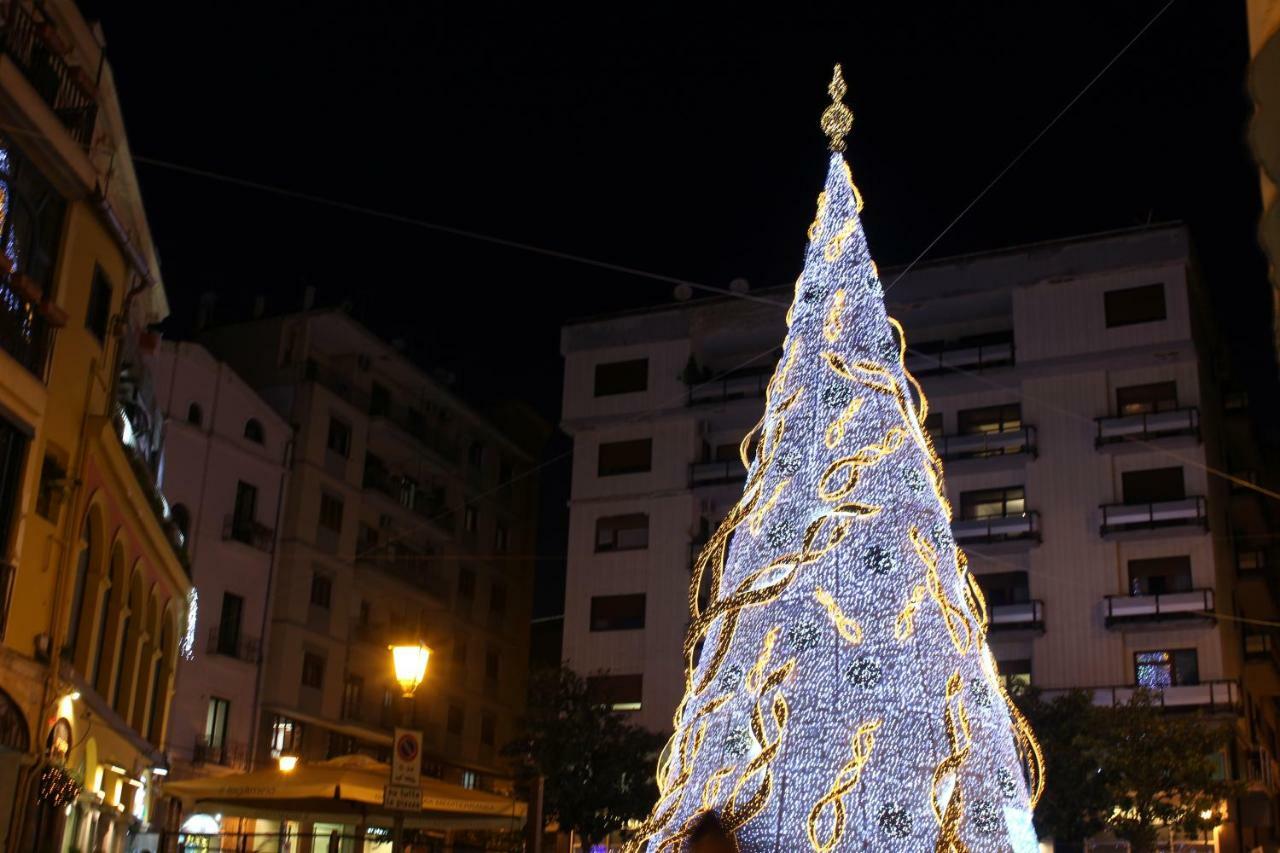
[504, 667, 666, 851]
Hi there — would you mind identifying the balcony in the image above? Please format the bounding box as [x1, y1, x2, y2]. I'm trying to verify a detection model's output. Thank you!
[951, 511, 1040, 547]
[690, 460, 746, 489]
[1095, 407, 1200, 448]
[1246, 748, 1280, 795]
[192, 738, 249, 771]
[936, 426, 1036, 462]
[0, 3, 98, 146]
[363, 466, 455, 536]
[1099, 496, 1208, 536]
[368, 402, 459, 466]
[206, 627, 261, 664]
[222, 515, 274, 552]
[1245, 631, 1280, 672]
[988, 600, 1045, 634]
[1040, 680, 1240, 711]
[687, 368, 771, 407]
[1235, 544, 1270, 578]
[355, 553, 450, 602]
[0, 271, 50, 377]
[111, 403, 190, 573]
[905, 333, 1014, 378]
[1103, 589, 1214, 629]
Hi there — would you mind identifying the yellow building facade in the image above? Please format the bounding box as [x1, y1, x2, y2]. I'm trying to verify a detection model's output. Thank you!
[0, 2, 190, 851]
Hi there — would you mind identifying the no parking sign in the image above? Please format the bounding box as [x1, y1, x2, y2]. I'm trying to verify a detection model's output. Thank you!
[391, 728, 422, 786]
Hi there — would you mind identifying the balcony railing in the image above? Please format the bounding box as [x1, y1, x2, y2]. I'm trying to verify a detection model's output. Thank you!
[936, 426, 1037, 462]
[111, 404, 190, 573]
[206, 627, 261, 664]
[369, 402, 459, 464]
[363, 467, 455, 535]
[1095, 407, 1200, 447]
[951, 511, 1040, 545]
[905, 336, 1014, 377]
[355, 554, 450, 601]
[1099, 496, 1208, 535]
[1103, 588, 1214, 627]
[1236, 543, 1269, 577]
[687, 368, 772, 406]
[0, 2, 98, 146]
[988, 600, 1045, 633]
[222, 515, 274, 552]
[1245, 632, 1280, 672]
[1039, 680, 1240, 711]
[0, 271, 50, 377]
[1247, 748, 1280, 793]
[192, 738, 249, 771]
[690, 460, 746, 488]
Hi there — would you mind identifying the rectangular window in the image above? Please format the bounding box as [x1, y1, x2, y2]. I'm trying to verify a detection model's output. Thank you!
[216, 593, 244, 655]
[586, 674, 643, 712]
[463, 505, 478, 534]
[998, 659, 1031, 692]
[318, 492, 344, 532]
[231, 480, 258, 541]
[712, 442, 739, 463]
[452, 638, 468, 667]
[1116, 381, 1178, 416]
[974, 572, 1029, 607]
[447, 704, 464, 736]
[957, 403, 1021, 435]
[310, 573, 332, 608]
[85, 267, 112, 343]
[1105, 283, 1167, 328]
[34, 454, 66, 520]
[598, 438, 652, 476]
[489, 584, 507, 616]
[301, 652, 325, 689]
[594, 358, 649, 396]
[595, 513, 649, 552]
[461, 769, 477, 789]
[485, 647, 499, 681]
[495, 523, 508, 551]
[269, 715, 302, 757]
[1128, 556, 1193, 595]
[369, 382, 390, 417]
[959, 486, 1025, 520]
[923, 412, 943, 440]
[590, 594, 647, 631]
[342, 675, 363, 720]
[204, 697, 230, 750]
[458, 568, 476, 600]
[1135, 648, 1199, 688]
[327, 417, 352, 457]
[1121, 467, 1185, 504]
[480, 713, 497, 746]
[468, 441, 484, 469]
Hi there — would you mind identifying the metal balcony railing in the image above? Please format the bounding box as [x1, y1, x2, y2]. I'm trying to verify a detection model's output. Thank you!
[111, 404, 189, 573]
[222, 515, 274, 552]
[988, 600, 1044, 632]
[1236, 544, 1269, 577]
[363, 467, 455, 535]
[0, 2, 98, 146]
[1095, 407, 1200, 447]
[951, 511, 1040, 545]
[1039, 680, 1240, 711]
[687, 368, 772, 406]
[0, 270, 49, 377]
[192, 738, 249, 770]
[1247, 748, 1280, 793]
[904, 336, 1014, 377]
[1245, 632, 1280, 672]
[1103, 588, 1214, 627]
[206, 628, 261, 664]
[1099, 496, 1208, 535]
[936, 426, 1036, 461]
[355, 554, 450, 601]
[690, 460, 746, 488]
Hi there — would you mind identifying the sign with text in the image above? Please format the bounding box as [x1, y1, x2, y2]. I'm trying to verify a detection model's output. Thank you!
[382, 784, 422, 812]
[391, 728, 422, 787]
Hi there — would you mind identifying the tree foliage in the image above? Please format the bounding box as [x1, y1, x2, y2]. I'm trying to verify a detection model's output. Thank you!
[503, 667, 666, 848]
[1016, 688, 1240, 853]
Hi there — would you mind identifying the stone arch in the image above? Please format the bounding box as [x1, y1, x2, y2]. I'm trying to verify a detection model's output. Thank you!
[130, 584, 163, 734]
[0, 688, 29, 752]
[243, 418, 264, 444]
[145, 603, 178, 746]
[65, 500, 107, 673]
[89, 542, 127, 695]
[112, 565, 145, 720]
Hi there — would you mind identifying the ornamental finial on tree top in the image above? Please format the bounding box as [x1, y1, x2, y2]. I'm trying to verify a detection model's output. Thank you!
[821, 64, 854, 152]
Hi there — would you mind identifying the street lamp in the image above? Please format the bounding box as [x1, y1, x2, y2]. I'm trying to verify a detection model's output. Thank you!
[389, 643, 431, 698]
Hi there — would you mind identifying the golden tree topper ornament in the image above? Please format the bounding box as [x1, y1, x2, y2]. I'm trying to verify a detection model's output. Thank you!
[821, 64, 854, 151]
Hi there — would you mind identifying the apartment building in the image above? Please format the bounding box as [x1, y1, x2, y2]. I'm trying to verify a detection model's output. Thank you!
[559, 223, 1280, 848]
[147, 342, 291, 780]
[0, 2, 192, 850]
[199, 307, 541, 799]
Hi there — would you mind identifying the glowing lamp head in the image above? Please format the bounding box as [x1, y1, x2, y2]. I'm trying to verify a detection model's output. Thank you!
[390, 643, 431, 697]
[277, 755, 298, 773]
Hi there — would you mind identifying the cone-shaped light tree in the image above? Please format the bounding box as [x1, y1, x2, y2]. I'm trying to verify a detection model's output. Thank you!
[630, 67, 1043, 852]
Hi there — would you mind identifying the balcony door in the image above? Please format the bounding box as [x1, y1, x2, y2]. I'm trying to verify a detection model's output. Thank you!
[1121, 467, 1185, 504]
[1135, 649, 1198, 688]
[959, 486, 1025, 520]
[233, 481, 258, 539]
[1128, 556, 1193, 595]
[217, 593, 244, 656]
[975, 571, 1030, 606]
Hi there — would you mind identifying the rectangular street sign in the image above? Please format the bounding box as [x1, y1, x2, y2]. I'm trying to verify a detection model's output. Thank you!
[383, 784, 422, 812]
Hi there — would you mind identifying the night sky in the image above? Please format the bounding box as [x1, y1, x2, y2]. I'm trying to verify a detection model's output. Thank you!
[75, 3, 1272, 616]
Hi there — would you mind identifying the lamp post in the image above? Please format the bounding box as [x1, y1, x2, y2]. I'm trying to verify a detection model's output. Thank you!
[388, 642, 430, 853]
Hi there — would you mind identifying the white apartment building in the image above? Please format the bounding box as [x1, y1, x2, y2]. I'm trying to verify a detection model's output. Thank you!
[559, 224, 1280, 847]
[148, 342, 291, 777]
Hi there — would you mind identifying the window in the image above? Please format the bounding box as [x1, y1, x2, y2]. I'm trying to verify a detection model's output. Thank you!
[1128, 556, 1193, 595]
[1116, 381, 1178, 416]
[594, 358, 648, 396]
[447, 705, 464, 736]
[1135, 649, 1199, 688]
[461, 769, 477, 789]
[587, 674, 643, 712]
[489, 584, 507, 616]
[463, 505, 478, 534]
[35, 454, 66, 520]
[301, 652, 326, 689]
[380, 687, 395, 727]
[998, 659, 1031, 693]
[452, 638, 468, 668]
[590, 594, 647, 631]
[232, 480, 258, 541]
[318, 492, 344, 533]
[243, 419, 264, 444]
[598, 439, 652, 476]
[494, 524, 508, 551]
[923, 412, 943, 440]
[458, 568, 476, 600]
[186, 403, 203, 426]
[468, 441, 484, 469]
[480, 713, 497, 747]
[1105, 283, 1166, 328]
[310, 573, 333, 609]
[485, 648, 499, 681]
[974, 572, 1029, 607]
[959, 486, 1025, 520]
[269, 715, 301, 757]
[957, 403, 1021, 435]
[595, 514, 649, 552]
[1121, 467, 1185, 504]
[369, 382, 390, 417]
[712, 442, 739, 463]
[327, 417, 351, 457]
[204, 697, 230, 750]
[216, 593, 244, 656]
[342, 675, 363, 720]
[85, 267, 112, 343]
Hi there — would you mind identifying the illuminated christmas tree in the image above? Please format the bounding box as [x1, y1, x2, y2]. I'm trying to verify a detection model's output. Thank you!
[630, 67, 1043, 852]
